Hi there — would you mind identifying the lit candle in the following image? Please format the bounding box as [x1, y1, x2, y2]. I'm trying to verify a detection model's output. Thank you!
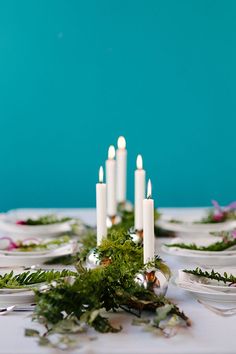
[143, 179, 155, 264]
[116, 136, 127, 203]
[96, 166, 107, 246]
[135, 154, 146, 231]
[106, 145, 117, 217]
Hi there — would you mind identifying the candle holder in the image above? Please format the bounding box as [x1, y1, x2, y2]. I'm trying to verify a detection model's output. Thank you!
[134, 267, 169, 296]
[106, 215, 121, 228]
[85, 248, 111, 269]
[129, 228, 143, 245]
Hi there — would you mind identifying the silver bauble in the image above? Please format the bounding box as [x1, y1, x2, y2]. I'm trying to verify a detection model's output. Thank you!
[129, 228, 143, 245]
[135, 268, 169, 296]
[85, 248, 101, 269]
[106, 215, 122, 228]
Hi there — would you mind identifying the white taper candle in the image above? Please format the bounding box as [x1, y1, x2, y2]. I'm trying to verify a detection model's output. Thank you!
[135, 154, 146, 230]
[96, 166, 107, 246]
[116, 136, 127, 203]
[143, 179, 155, 264]
[106, 145, 117, 216]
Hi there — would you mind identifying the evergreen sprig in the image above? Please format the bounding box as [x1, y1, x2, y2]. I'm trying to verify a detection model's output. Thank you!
[183, 267, 236, 284]
[15, 236, 71, 252]
[0, 269, 76, 289]
[21, 215, 71, 225]
[166, 238, 236, 252]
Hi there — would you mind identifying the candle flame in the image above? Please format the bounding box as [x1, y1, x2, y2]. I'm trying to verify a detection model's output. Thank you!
[136, 154, 143, 170]
[99, 166, 104, 183]
[117, 136, 126, 149]
[108, 145, 115, 160]
[147, 179, 152, 199]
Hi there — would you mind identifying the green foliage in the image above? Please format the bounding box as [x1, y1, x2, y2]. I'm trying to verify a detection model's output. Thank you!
[22, 214, 71, 225]
[33, 230, 188, 337]
[166, 238, 236, 252]
[183, 267, 236, 284]
[113, 209, 160, 233]
[21, 208, 189, 347]
[0, 269, 76, 289]
[16, 236, 71, 252]
[197, 210, 236, 224]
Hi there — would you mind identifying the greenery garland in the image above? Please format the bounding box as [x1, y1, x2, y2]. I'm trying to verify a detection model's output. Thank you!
[2, 208, 190, 349]
[24, 230, 191, 348]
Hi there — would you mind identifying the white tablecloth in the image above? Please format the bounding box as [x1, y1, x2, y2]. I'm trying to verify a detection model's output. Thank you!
[0, 208, 234, 354]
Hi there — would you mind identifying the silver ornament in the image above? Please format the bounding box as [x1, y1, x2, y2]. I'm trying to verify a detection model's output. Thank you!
[106, 215, 122, 228]
[135, 268, 169, 296]
[85, 248, 112, 269]
[85, 248, 101, 269]
[129, 228, 143, 245]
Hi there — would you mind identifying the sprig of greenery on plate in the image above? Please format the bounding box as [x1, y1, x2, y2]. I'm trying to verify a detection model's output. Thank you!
[166, 239, 236, 252]
[11, 236, 71, 252]
[183, 267, 236, 285]
[196, 200, 236, 224]
[0, 269, 76, 289]
[17, 214, 71, 226]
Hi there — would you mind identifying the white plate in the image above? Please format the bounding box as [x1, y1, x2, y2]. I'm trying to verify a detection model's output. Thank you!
[173, 273, 236, 303]
[0, 290, 35, 305]
[162, 237, 236, 267]
[0, 243, 74, 267]
[0, 212, 72, 237]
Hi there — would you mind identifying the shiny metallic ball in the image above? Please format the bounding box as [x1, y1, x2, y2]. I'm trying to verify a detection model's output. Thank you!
[135, 268, 169, 296]
[129, 228, 143, 245]
[106, 215, 122, 228]
[85, 248, 112, 269]
[85, 248, 101, 269]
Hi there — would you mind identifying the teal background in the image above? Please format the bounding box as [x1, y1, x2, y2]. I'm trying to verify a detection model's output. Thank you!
[0, 0, 235, 210]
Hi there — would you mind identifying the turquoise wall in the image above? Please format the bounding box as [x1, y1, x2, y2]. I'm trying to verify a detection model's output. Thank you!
[0, 0, 235, 210]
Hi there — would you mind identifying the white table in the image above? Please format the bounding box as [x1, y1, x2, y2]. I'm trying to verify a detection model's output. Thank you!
[0, 208, 234, 354]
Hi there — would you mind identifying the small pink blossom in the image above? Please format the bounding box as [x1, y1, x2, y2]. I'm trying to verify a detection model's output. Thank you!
[16, 220, 26, 225]
[212, 213, 224, 222]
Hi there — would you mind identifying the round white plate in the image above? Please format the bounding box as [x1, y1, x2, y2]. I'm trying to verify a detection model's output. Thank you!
[0, 243, 74, 267]
[0, 290, 35, 305]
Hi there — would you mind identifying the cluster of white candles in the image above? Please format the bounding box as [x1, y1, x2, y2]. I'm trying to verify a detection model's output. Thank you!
[96, 136, 155, 264]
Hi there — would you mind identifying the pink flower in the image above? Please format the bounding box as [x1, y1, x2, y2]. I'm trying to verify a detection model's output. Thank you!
[16, 220, 26, 225]
[212, 213, 224, 222]
[232, 230, 236, 239]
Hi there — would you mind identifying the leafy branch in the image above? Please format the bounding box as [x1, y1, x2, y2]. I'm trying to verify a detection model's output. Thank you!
[183, 267, 236, 284]
[18, 214, 71, 225]
[166, 238, 236, 252]
[0, 269, 76, 289]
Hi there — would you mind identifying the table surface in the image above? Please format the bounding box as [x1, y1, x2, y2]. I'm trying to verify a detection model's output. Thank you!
[0, 208, 234, 354]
